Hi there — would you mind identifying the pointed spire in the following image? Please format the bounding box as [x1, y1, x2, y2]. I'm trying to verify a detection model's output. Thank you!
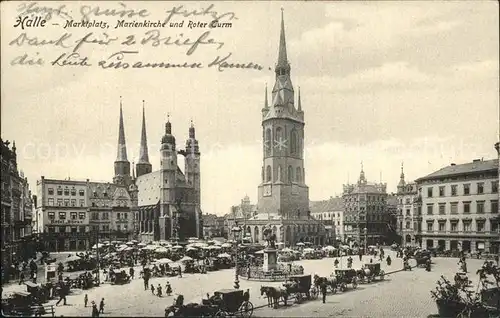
[264, 84, 269, 109]
[138, 100, 150, 164]
[12, 141, 16, 153]
[359, 161, 366, 183]
[165, 113, 172, 134]
[189, 118, 196, 139]
[398, 161, 406, 187]
[132, 161, 136, 179]
[298, 87, 302, 111]
[277, 8, 288, 68]
[116, 96, 128, 161]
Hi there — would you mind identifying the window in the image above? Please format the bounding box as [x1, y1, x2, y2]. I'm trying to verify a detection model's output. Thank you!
[57, 187, 62, 195]
[103, 192, 108, 197]
[406, 198, 411, 204]
[439, 204, 446, 215]
[464, 184, 470, 195]
[290, 130, 298, 154]
[406, 221, 410, 229]
[463, 221, 471, 232]
[288, 165, 293, 183]
[103, 212, 109, 220]
[71, 226, 77, 233]
[117, 225, 121, 231]
[59, 212, 66, 220]
[492, 200, 498, 213]
[477, 201, 484, 214]
[91, 212, 98, 220]
[92, 202, 96, 207]
[80, 199, 85, 207]
[439, 186, 445, 197]
[123, 224, 128, 231]
[57, 199, 63, 206]
[296, 167, 302, 182]
[117, 212, 121, 219]
[451, 222, 458, 232]
[463, 202, 470, 214]
[70, 199, 76, 207]
[427, 187, 433, 198]
[476, 221, 485, 232]
[79, 212, 85, 220]
[265, 129, 272, 156]
[79, 226, 85, 233]
[492, 221, 499, 233]
[438, 222, 446, 232]
[48, 212, 55, 220]
[79, 189, 85, 196]
[477, 183, 484, 194]
[451, 185, 457, 196]
[64, 187, 69, 196]
[266, 166, 272, 182]
[426, 222, 434, 232]
[70, 212, 77, 220]
[48, 198, 54, 206]
[493, 181, 499, 194]
[71, 188, 76, 196]
[426, 204, 434, 215]
[64, 199, 69, 206]
[124, 213, 128, 219]
[406, 209, 410, 216]
[48, 188, 54, 195]
[451, 202, 458, 214]
[59, 227, 66, 233]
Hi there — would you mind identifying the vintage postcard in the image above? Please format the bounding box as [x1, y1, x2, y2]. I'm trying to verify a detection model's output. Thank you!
[1, 1, 499, 317]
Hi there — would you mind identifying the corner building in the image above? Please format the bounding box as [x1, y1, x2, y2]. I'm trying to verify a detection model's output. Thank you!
[237, 11, 327, 246]
[417, 158, 499, 254]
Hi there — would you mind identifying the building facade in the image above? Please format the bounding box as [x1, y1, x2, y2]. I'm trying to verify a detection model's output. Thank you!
[1, 139, 34, 275]
[343, 166, 391, 246]
[310, 197, 343, 243]
[35, 177, 136, 251]
[416, 158, 499, 254]
[396, 164, 423, 247]
[202, 213, 226, 239]
[236, 11, 327, 246]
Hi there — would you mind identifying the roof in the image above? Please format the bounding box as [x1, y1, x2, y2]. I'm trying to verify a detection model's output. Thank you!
[416, 159, 498, 182]
[136, 170, 161, 206]
[309, 197, 344, 213]
[386, 195, 399, 206]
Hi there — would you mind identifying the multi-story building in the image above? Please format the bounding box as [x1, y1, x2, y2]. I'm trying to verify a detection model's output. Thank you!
[202, 213, 226, 239]
[35, 177, 136, 251]
[1, 139, 34, 276]
[416, 158, 499, 254]
[396, 164, 423, 247]
[310, 197, 343, 243]
[343, 166, 391, 246]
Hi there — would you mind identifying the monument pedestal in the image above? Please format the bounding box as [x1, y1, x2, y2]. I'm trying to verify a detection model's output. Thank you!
[262, 248, 278, 272]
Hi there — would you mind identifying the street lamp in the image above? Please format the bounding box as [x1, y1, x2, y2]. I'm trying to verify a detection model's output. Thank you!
[231, 223, 242, 289]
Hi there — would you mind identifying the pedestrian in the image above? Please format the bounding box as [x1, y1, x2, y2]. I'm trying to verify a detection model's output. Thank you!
[99, 298, 105, 313]
[129, 267, 134, 279]
[55, 285, 67, 306]
[359, 250, 363, 261]
[334, 259, 339, 268]
[151, 283, 155, 295]
[178, 265, 182, 278]
[425, 259, 431, 272]
[91, 301, 99, 317]
[84, 294, 88, 307]
[157, 284, 163, 297]
[166, 282, 172, 296]
[19, 271, 25, 285]
[32, 271, 37, 283]
[495, 254, 499, 267]
[247, 266, 251, 279]
[386, 255, 392, 266]
[320, 281, 327, 304]
[370, 258, 373, 264]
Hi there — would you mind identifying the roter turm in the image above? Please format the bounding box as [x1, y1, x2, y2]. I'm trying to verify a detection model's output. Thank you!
[239, 11, 329, 247]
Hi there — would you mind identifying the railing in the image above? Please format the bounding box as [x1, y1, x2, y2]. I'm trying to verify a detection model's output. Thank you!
[237, 264, 304, 282]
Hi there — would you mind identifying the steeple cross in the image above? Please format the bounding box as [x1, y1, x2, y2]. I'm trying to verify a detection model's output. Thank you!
[167, 112, 170, 122]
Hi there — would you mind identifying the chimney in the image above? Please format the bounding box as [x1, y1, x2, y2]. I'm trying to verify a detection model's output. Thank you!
[472, 159, 480, 163]
[451, 163, 456, 166]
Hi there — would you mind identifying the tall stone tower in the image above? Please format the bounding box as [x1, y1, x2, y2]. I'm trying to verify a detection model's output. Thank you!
[184, 120, 201, 237]
[257, 10, 309, 218]
[136, 101, 152, 178]
[113, 98, 132, 186]
[160, 117, 177, 237]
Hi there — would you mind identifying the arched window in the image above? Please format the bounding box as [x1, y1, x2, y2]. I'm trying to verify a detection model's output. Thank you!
[290, 130, 298, 154]
[265, 129, 272, 155]
[296, 167, 302, 182]
[276, 127, 283, 141]
[288, 165, 293, 183]
[266, 165, 272, 182]
[278, 165, 283, 182]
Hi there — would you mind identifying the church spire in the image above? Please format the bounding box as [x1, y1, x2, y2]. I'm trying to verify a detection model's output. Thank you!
[264, 84, 269, 109]
[298, 87, 302, 111]
[116, 96, 128, 162]
[275, 8, 291, 76]
[398, 161, 406, 187]
[138, 100, 150, 164]
[359, 161, 366, 184]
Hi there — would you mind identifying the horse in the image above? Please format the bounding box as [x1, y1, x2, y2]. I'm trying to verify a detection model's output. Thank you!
[313, 274, 338, 293]
[355, 267, 371, 283]
[260, 286, 287, 308]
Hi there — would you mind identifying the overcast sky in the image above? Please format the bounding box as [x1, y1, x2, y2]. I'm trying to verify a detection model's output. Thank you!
[1, 1, 498, 216]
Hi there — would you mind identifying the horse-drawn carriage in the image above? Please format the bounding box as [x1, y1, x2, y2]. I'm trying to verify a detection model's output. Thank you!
[313, 274, 338, 294]
[361, 263, 385, 283]
[414, 251, 431, 268]
[110, 270, 131, 285]
[283, 274, 318, 303]
[334, 269, 358, 292]
[165, 289, 253, 317]
[1, 290, 47, 317]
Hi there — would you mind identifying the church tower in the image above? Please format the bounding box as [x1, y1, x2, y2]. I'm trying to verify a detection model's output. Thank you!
[184, 120, 201, 237]
[397, 162, 406, 192]
[257, 10, 309, 219]
[113, 98, 132, 186]
[136, 101, 152, 178]
[160, 116, 177, 239]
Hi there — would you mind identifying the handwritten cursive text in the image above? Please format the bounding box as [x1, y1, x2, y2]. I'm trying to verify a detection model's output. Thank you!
[208, 53, 263, 72]
[17, 2, 72, 20]
[164, 4, 237, 24]
[98, 51, 203, 70]
[9, 32, 72, 49]
[80, 2, 149, 22]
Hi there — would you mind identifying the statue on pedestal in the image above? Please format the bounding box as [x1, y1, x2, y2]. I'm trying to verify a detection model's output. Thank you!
[263, 226, 276, 249]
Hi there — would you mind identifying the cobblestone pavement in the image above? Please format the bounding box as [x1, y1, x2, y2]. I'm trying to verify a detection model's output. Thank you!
[2, 250, 486, 317]
[254, 256, 487, 318]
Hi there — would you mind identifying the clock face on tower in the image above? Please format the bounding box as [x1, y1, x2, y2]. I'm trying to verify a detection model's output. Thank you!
[263, 184, 272, 197]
